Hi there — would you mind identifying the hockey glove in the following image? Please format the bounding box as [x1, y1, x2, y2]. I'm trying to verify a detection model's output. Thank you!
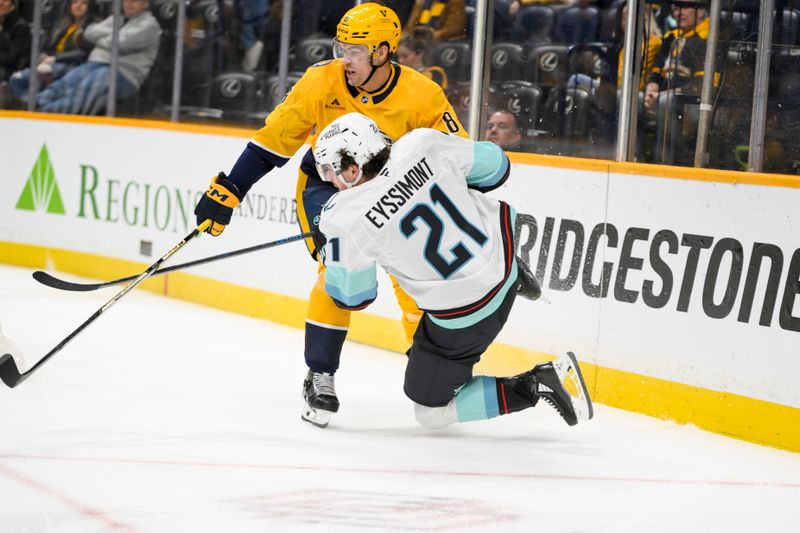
[310, 213, 327, 257]
[194, 172, 242, 236]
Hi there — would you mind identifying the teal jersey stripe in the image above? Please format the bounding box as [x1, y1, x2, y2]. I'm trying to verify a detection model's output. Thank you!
[466, 142, 508, 189]
[325, 264, 377, 307]
[455, 376, 500, 422]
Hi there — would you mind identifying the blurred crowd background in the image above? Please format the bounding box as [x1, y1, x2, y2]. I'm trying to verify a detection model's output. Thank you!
[1, 0, 798, 175]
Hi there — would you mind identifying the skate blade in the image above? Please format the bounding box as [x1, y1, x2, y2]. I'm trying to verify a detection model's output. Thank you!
[539, 293, 551, 304]
[301, 406, 333, 428]
[554, 352, 594, 422]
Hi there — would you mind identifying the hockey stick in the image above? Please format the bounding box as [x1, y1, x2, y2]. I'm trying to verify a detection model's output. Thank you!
[32, 232, 314, 292]
[0, 220, 212, 388]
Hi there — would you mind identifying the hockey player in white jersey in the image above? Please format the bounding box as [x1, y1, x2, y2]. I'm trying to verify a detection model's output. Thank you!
[313, 113, 593, 429]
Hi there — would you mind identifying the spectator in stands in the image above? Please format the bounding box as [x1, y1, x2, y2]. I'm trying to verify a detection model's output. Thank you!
[292, 0, 353, 38]
[617, 2, 662, 91]
[643, 0, 714, 164]
[8, 0, 98, 104]
[405, 0, 467, 42]
[378, 0, 416, 24]
[259, 0, 350, 70]
[237, 0, 269, 72]
[568, 3, 662, 94]
[485, 109, 523, 151]
[396, 27, 448, 89]
[643, 0, 710, 112]
[0, 0, 31, 82]
[508, 0, 596, 16]
[35, 0, 161, 115]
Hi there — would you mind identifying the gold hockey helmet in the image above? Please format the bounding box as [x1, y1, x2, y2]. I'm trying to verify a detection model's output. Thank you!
[336, 2, 402, 56]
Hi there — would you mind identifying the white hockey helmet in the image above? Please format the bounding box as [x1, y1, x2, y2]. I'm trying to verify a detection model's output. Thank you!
[314, 113, 389, 189]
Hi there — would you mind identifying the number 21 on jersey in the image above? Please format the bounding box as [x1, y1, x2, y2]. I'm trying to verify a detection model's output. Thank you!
[400, 184, 487, 279]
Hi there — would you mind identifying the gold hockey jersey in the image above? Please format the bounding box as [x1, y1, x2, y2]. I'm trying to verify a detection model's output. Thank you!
[251, 60, 466, 158]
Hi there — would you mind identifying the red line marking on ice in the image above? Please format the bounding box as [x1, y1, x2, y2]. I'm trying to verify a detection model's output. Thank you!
[2, 453, 799, 489]
[0, 461, 137, 532]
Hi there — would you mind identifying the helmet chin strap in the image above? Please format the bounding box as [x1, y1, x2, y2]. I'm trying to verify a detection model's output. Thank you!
[359, 65, 380, 88]
[357, 51, 390, 89]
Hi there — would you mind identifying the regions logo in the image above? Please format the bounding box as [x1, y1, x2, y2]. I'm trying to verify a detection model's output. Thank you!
[325, 97, 345, 110]
[15, 144, 65, 215]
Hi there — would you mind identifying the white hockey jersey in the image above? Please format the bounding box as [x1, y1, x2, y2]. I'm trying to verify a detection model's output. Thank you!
[318, 129, 518, 329]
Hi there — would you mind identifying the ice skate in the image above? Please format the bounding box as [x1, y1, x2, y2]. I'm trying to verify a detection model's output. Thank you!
[301, 369, 339, 428]
[530, 352, 593, 426]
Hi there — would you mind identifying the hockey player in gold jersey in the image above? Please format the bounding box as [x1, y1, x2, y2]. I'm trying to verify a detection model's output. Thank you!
[193, 3, 466, 428]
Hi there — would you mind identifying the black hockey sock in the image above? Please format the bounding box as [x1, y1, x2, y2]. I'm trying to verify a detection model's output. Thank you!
[496, 372, 539, 415]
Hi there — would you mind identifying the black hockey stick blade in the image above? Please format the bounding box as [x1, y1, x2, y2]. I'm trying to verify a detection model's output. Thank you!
[1, 221, 210, 388]
[0, 353, 24, 388]
[32, 270, 106, 291]
[31, 232, 314, 292]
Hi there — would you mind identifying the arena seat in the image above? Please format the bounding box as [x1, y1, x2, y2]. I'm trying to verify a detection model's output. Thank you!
[774, 8, 800, 46]
[720, 10, 756, 42]
[207, 72, 259, 117]
[290, 36, 333, 72]
[553, 6, 600, 44]
[493, 81, 544, 138]
[567, 43, 612, 83]
[431, 40, 472, 84]
[526, 44, 570, 87]
[510, 5, 556, 44]
[539, 86, 598, 139]
[489, 42, 527, 84]
[263, 72, 302, 112]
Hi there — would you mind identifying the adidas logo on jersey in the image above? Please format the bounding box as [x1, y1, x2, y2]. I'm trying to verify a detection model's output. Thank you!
[325, 97, 345, 110]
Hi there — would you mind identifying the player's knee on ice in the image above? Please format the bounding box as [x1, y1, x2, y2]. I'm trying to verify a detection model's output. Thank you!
[414, 402, 457, 429]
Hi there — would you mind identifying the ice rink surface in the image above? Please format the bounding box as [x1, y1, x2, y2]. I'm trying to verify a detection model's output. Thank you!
[0, 264, 798, 533]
